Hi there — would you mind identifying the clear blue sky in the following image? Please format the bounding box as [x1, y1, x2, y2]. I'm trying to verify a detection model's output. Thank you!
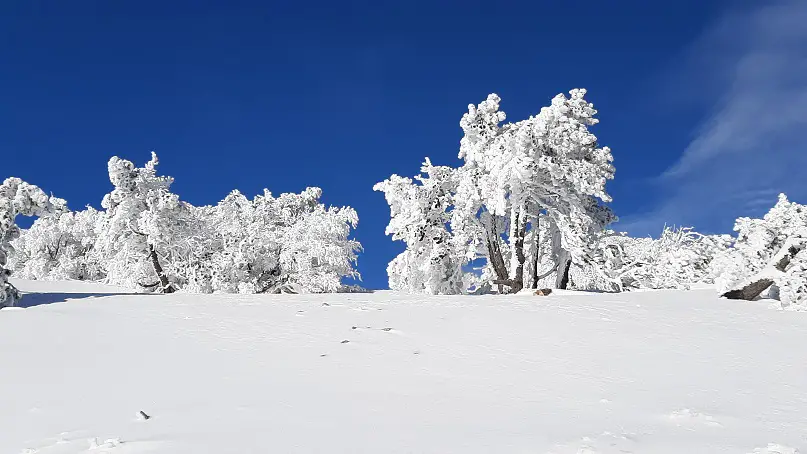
[4, 0, 805, 289]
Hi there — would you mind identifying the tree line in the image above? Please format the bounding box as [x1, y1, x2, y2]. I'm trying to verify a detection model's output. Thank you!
[2, 89, 805, 309]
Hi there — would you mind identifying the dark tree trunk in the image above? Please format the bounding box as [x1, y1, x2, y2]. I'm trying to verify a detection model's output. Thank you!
[556, 251, 572, 290]
[484, 216, 510, 293]
[722, 278, 775, 300]
[148, 244, 175, 294]
[489, 208, 529, 294]
[510, 208, 527, 293]
[722, 237, 805, 300]
[531, 215, 541, 289]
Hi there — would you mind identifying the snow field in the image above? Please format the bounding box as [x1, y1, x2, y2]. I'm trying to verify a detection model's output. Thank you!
[2, 280, 806, 453]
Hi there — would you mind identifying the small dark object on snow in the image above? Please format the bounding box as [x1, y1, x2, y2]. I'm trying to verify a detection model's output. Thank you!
[320, 354, 328, 357]
[381, 327, 393, 331]
[341, 339, 350, 344]
[139, 410, 151, 420]
[351, 326, 357, 330]
[322, 302, 330, 306]
[534, 288, 553, 296]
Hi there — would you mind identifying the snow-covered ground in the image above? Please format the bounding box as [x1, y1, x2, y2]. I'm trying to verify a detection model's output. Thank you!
[2, 280, 806, 454]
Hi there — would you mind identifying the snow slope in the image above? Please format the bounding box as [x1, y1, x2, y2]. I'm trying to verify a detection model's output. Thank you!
[2, 280, 806, 453]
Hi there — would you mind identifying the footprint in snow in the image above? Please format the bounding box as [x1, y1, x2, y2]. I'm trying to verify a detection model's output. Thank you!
[20, 436, 122, 454]
[549, 431, 636, 454]
[667, 408, 723, 427]
[89, 438, 122, 450]
[750, 444, 799, 454]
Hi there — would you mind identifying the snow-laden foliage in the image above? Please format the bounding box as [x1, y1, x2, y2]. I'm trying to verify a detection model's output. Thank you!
[190, 187, 361, 294]
[95, 152, 196, 293]
[587, 227, 732, 291]
[8, 205, 105, 282]
[378, 89, 616, 294]
[8, 154, 362, 295]
[712, 194, 807, 309]
[374, 159, 466, 294]
[0, 178, 59, 305]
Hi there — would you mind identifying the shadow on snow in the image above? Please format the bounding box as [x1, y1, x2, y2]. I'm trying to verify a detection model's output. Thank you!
[9, 291, 147, 309]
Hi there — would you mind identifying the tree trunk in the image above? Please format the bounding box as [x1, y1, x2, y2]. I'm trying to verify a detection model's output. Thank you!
[510, 206, 527, 293]
[148, 244, 175, 294]
[484, 215, 509, 293]
[546, 217, 571, 289]
[487, 208, 528, 294]
[556, 250, 572, 290]
[531, 215, 541, 289]
[722, 236, 805, 300]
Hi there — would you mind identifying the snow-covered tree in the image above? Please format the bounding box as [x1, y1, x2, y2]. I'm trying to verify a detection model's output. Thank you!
[0, 178, 59, 306]
[9, 205, 105, 282]
[378, 89, 616, 294]
[458, 90, 616, 293]
[374, 159, 466, 294]
[96, 152, 197, 293]
[8, 152, 362, 295]
[277, 195, 362, 293]
[194, 187, 361, 294]
[713, 194, 807, 309]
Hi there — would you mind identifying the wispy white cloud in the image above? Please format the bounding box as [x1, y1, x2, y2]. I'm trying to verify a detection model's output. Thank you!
[618, 0, 807, 235]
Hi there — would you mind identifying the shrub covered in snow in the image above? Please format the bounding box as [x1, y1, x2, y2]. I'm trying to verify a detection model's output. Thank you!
[712, 194, 807, 310]
[588, 227, 732, 291]
[9, 205, 105, 282]
[185, 187, 361, 294]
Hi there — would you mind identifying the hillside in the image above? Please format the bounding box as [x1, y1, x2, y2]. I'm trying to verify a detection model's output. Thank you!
[1, 280, 806, 453]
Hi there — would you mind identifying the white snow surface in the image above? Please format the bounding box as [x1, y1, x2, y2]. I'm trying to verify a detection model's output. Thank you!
[2, 280, 806, 453]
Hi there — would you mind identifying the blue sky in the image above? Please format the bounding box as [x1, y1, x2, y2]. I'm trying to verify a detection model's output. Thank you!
[3, 0, 805, 290]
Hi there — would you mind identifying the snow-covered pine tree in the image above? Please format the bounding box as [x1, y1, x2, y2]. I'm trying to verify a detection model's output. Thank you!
[96, 152, 196, 293]
[374, 158, 465, 294]
[378, 89, 616, 294]
[277, 193, 362, 293]
[0, 178, 59, 306]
